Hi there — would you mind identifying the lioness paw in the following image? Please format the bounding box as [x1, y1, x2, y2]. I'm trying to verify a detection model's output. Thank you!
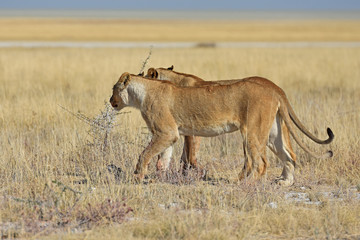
[274, 177, 294, 187]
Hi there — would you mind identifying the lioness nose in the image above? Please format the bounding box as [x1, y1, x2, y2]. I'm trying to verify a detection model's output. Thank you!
[109, 96, 118, 108]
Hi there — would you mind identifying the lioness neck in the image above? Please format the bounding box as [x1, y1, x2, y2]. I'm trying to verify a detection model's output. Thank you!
[158, 70, 176, 81]
[127, 79, 147, 109]
[158, 69, 204, 87]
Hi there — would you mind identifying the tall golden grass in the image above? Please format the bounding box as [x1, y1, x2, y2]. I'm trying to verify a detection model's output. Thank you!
[0, 19, 359, 239]
[1, 46, 359, 239]
[1, 18, 360, 42]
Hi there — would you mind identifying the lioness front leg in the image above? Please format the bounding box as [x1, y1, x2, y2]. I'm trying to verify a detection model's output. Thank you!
[156, 146, 173, 171]
[181, 136, 201, 173]
[134, 133, 179, 181]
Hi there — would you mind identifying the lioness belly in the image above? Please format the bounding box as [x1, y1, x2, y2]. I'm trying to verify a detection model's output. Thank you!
[178, 122, 240, 137]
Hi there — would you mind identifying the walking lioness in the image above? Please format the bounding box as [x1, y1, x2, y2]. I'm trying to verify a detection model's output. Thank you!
[110, 72, 333, 186]
[145, 66, 296, 177]
[146, 65, 242, 174]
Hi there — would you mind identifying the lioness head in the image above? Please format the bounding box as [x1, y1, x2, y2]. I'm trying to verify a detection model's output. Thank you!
[110, 72, 131, 110]
[145, 68, 158, 79]
[145, 65, 174, 79]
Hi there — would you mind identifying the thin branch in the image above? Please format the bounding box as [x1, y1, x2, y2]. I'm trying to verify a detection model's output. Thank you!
[139, 46, 153, 74]
[52, 180, 82, 195]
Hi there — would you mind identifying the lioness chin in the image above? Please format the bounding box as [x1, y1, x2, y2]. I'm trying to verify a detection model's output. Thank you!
[110, 72, 333, 186]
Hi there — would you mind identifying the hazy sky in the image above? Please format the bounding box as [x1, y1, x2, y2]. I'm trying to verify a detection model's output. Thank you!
[1, 0, 360, 10]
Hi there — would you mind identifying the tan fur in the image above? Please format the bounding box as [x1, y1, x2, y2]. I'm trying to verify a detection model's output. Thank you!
[146, 67, 298, 180]
[110, 72, 334, 186]
[146, 67, 242, 173]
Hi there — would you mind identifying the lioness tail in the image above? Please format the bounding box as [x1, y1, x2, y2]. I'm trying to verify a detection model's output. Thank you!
[278, 99, 333, 159]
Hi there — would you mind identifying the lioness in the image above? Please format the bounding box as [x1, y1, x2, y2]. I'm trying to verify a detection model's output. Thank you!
[146, 66, 311, 182]
[110, 72, 333, 186]
[146, 65, 242, 174]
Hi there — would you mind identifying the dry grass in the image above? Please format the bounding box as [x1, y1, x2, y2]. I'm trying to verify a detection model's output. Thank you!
[1, 18, 360, 42]
[0, 19, 360, 239]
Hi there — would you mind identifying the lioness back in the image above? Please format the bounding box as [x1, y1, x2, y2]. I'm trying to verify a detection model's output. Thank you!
[170, 80, 280, 136]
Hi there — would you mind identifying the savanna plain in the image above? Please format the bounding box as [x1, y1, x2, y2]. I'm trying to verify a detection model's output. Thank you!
[0, 18, 360, 239]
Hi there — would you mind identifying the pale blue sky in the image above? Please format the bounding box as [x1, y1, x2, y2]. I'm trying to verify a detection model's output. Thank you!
[1, 0, 360, 10]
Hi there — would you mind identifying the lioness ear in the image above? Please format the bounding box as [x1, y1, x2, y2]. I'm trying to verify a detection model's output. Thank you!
[123, 73, 131, 87]
[147, 68, 158, 79]
[138, 72, 144, 76]
[167, 65, 174, 71]
[119, 72, 131, 88]
[153, 69, 158, 78]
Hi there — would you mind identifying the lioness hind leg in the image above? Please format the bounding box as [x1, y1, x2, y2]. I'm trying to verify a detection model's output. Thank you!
[239, 141, 251, 180]
[268, 114, 295, 186]
[258, 151, 269, 178]
[239, 137, 264, 181]
[281, 120, 297, 165]
[134, 133, 179, 181]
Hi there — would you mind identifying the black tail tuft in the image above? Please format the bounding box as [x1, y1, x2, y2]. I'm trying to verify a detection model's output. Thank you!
[325, 127, 334, 144]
